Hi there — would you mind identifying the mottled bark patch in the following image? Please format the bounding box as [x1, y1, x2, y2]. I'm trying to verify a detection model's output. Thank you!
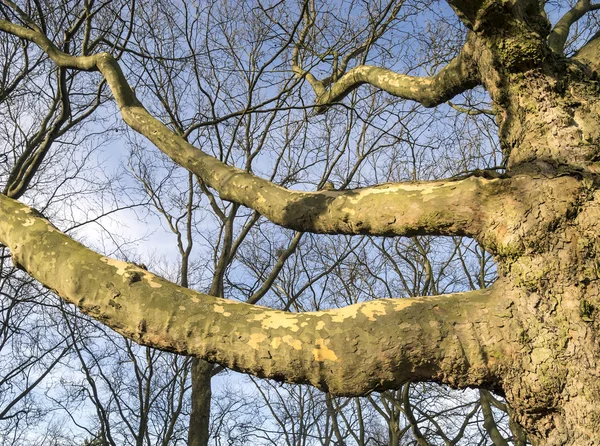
[313, 339, 338, 361]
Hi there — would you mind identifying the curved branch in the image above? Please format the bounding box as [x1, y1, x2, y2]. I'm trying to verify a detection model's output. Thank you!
[0, 193, 517, 395]
[299, 33, 481, 111]
[292, 0, 409, 108]
[548, 0, 600, 55]
[0, 17, 586, 263]
[573, 30, 600, 72]
[3, 67, 70, 199]
[0, 19, 495, 241]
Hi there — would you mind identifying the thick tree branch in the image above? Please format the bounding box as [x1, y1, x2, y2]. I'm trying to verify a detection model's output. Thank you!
[444, 0, 488, 30]
[573, 30, 600, 72]
[548, 0, 600, 55]
[0, 193, 517, 395]
[0, 17, 587, 261]
[0, 19, 495, 241]
[294, 32, 481, 110]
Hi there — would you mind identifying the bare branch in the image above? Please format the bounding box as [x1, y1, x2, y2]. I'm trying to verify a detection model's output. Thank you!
[292, 0, 407, 103]
[247, 232, 303, 305]
[480, 390, 510, 446]
[3, 66, 70, 199]
[447, 100, 495, 116]
[402, 383, 430, 446]
[573, 30, 600, 71]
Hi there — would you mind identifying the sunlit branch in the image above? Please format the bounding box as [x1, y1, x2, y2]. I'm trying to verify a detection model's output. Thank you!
[573, 30, 600, 71]
[294, 32, 481, 111]
[291, 0, 407, 104]
[0, 18, 496, 242]
[548, 0, 600, 55]
[0, 192, 515, 395]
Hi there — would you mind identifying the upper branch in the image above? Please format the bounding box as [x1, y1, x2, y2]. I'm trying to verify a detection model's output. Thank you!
[548, 0, 600, 55]
[0, 18, 495, 241]
[573, 30, 600, 71]
[0, 19, 100, 71]
[293, 31, 481, 111]
[0, 193, 517, 395]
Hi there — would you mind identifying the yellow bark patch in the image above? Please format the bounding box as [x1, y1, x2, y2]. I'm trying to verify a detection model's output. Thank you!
[312, 339, 338, 361]
[319, 190, 338, 198]
[248, 333, 267, 350]
[142, 271, 163, 288]
[271, 336, 302, 350]
[100, 257, 162, 288]
[250, 313, 267, 321]
[360, 301, 388, 321]
[179, 306, 186, 311]
[328, 304, 360, 323]
[282, 335, 302, 350]
[146, 278, 162, 288]
[214, 304, 231, 317]
[315, 321, 326, 330]
[394, 298, 415, 311]
[260, 312, 300, 332]
[22, 218, 35, 227]
[100, 256, 129, 275]
[343, 182, 443, 205]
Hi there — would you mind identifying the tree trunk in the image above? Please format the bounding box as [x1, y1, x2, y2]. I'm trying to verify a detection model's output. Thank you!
[188, 359, 213, 446]
[465, 6, 600, 443]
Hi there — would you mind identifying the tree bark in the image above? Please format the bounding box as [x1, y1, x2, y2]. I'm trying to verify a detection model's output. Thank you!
[448, 2, 600, 443]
